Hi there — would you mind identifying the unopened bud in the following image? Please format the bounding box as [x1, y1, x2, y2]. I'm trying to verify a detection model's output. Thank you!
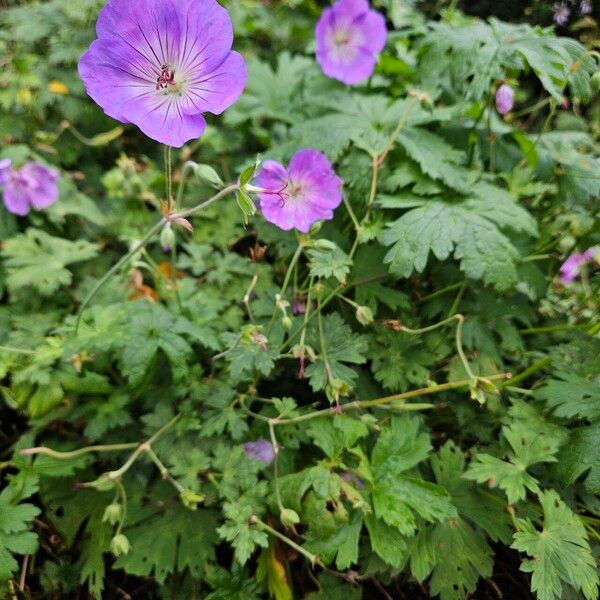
[102, 502, 123, 526]
[282, 316, 293, 331]
[109, 533, 131, 557]
[194, 164, 224, 189]
[180, 490, 205, 510]
[312, 239, 337, 251]
[355, 305, 373, 326]
[280, 508, 300, 528]
[160, 224, 176, 251]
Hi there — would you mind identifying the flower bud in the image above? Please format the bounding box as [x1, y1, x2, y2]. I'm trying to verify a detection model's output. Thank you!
[160, 224, 176, 252]
[280, 508, 300, 528]
[355, 305, 373, 326]
[87, 474, 116, 492]
[312, 239, 337, 251]
[109, 533, 131, 557]
[102, 502, 123, 526]
[180, 490, 205, 510]
[282, 316, 293, 331]
[495, 84, 515, 115]
[194, 164, 224, 189]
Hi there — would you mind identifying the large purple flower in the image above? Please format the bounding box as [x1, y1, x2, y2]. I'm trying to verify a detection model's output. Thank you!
[254, 149, 343, 233]
[559, 248, 597, 283]
[315, 0, 387, 85]
[1, 162, 60, 216]
[78, 0, 247, 148]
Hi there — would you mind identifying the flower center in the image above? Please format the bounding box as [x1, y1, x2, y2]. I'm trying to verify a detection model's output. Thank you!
[333, 30, 350, 47]
[156, 65, 181, 93]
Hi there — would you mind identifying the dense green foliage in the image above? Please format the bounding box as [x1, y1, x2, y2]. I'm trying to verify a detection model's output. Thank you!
[1, 1, 599, 598]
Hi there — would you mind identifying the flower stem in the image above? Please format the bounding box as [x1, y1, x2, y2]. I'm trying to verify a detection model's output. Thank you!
[250, 516, 323, 567]
[0, 346, 35, 356]
[21, 443, 139, 459]
[75, 185, 237, 332]
[269, 373, 510, 426]
[268, 420, 284, 513]
[165, 146, 173, 203]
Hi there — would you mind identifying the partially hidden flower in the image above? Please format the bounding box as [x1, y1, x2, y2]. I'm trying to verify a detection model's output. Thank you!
[1, 162, 60, 216]
[559, 248, 598, 283]
[341, 471, 364, 489]
[0, 159, 12, 185]
[78, 0, 247, 147]
[580, 1, 592, 15]
[553, 2, 571, 25]
[315, 0, 387, 85]
[243, 439, 275, 465]
[495, 84, 515, 115]
[254, 149, 343, 233]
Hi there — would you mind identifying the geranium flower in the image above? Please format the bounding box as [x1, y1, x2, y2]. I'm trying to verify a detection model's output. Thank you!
[553, 2, 570, 25]
[254, 149, 343, 233]
[1, 162, 60, 216]
[315, 0, 387, 85]
[243, 439, 275, 465]
[559, 248, 598, 283]
[78, 0, 247, 147]
[495, 84, 515, 115]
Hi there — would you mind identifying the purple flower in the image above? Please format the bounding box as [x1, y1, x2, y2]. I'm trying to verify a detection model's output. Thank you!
[292, 299, 307, 316]
[559, 248, 597, 283]
[495, 84, 515, 115]
[341, 471, 364, 489]
[254, 149, 343, 233]
[78, 0, 247, 148]
[580, 1, 592, 15]
[315, 0, 387, 85]
[553, 2, 571, 25]
[0, 159, 12, 185]
[243, 439, 275, 465]
[1, 162, 60, 216]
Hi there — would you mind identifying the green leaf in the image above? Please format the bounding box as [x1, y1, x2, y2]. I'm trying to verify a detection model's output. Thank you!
[381, 201, 521, 290]
[217, 504, 268, 565]
[304, 511, 362, 570]
[535, 371, 600, 421]
[0, 478, 40, 583]
[371, 416, 455, 535]
[364, 513, 406, 568]
[464, 422, 560, 504]
[552, 422, 600, 495]
[308, 245, 352, 283]
[1, 228, 99, 296]
[512, 490, 599, 600]
[307, 415, 369, 459]
[205, 563, 262, 600]
[121, 303, 210, 387]
[114, 505, 218, 583]
[305, 314, 368, 392]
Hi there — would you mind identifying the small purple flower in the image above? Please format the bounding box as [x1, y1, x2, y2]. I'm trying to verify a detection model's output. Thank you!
[559, 248, 597, 283]
[292, 299, 307, 316]
[341, 471, 364, 489]
[254, 149, 343, 233]
[78, 0, 247, 148]
[495, 84, 515, 115]
[0, 159, 12, 185]
[1, 162, 60, 216]
[315, 0, 387, 85]
[553, 2, 571, 25]
[580, 1, 592, 15]
[243, 439, 275, 465]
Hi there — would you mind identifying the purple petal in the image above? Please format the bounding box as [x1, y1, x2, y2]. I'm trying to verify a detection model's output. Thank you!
[0, 158, 12, 185]
[243, 439, 275, 465]
[255, 160, 289, 193]
[495, 84, 515, 115]
[357, 11, 387, 55]
[182, 51, 247, 116]
[3, 181, 31, 216]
